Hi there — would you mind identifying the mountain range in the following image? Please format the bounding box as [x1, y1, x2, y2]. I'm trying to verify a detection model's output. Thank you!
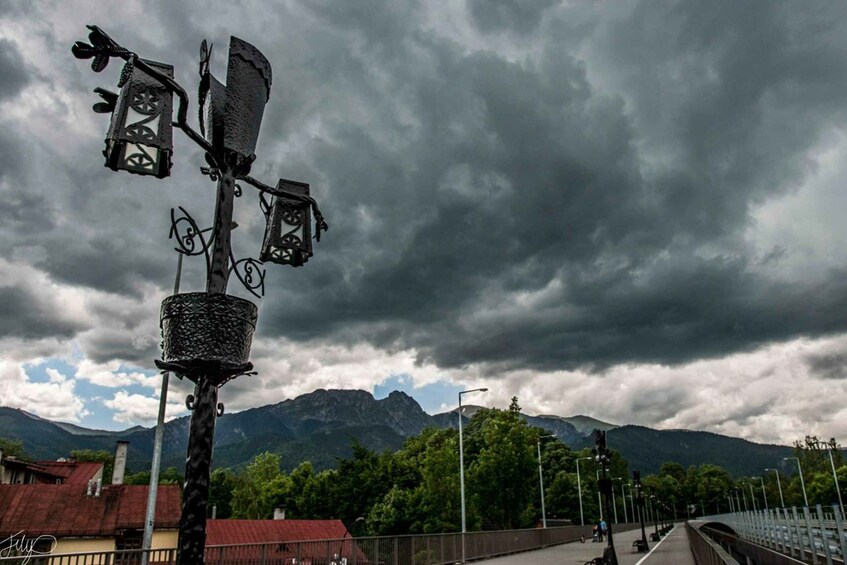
[0, 388, 794, 477]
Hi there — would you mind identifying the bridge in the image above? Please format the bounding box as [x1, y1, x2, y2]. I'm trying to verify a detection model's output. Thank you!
[2, 507, 845, 565]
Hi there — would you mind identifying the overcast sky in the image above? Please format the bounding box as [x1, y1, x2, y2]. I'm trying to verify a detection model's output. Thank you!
[1, 0, 847, 446]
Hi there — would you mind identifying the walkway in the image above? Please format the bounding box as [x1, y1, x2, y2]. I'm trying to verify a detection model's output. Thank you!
[479, 523, 695, 565]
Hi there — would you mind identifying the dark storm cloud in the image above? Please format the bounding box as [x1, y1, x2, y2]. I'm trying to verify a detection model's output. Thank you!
[5, 0, 847, 374]
[0, 38, 29, 100]
[805, 351, 847, 381]
[245, 0, 847, 374]
[0, 286, 86, 339]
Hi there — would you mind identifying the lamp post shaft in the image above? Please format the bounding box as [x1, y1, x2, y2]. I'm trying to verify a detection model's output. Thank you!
[207, 170, 237, 294]
[828, 449, 845, 518]
[576, 459, 585, 526]
[177, 378, 219, 565]
[458, 398, 466, 563]
[537, 441, 547, 528]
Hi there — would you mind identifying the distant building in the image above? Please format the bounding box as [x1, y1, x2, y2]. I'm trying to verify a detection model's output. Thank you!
[0, 449, 104, 486]
[0, 483, 181, 555]
[206, 519, 365, 563]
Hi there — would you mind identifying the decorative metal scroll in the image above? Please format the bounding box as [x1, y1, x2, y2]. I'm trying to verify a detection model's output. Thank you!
[228, 254, 266, 299]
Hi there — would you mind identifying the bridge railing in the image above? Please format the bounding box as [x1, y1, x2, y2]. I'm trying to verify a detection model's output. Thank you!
[686, 522, 740, 565]
[703, 504, 847, 565]
[0, 524, 616, 565]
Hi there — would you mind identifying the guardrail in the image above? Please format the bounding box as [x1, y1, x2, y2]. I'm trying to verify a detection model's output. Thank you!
[1, 524, 648, 565]
[686, 522, 741, 565]
[703, 505, 847, 565]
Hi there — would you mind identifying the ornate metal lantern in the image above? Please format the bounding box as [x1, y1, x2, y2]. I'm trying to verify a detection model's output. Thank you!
[260, 179, 313, 267]
[103, 59, 174, 178]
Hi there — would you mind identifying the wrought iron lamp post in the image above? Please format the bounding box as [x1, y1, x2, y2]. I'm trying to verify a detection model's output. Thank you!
[632, 471, 649, 552]
[72, 26, 327, 565]
[593, 431, 618, 565]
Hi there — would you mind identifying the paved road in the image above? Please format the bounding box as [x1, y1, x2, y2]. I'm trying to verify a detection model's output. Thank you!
[479, 523, 695, 565]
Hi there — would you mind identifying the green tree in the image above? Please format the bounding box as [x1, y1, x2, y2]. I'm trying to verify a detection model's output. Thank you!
[70, 449, 114, 482]
[209, 468, 237, 518]
[231, 452, 288, 519]
[0, 438, 27, 459]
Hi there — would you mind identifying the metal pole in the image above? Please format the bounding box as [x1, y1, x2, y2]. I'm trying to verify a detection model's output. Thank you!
[619, 482, 628, 523]
[785, 457, 809, 507]
[749, 482, 758, 511]
[537, 439, 547, 528]
[767, 468, 785, 508]
[827, 448, 845, 518]
[459, 394, 466, 564]
[141, 254, 182, 565]
[756, 477, 769, 511]
[596, 470, 603, 522]
[458, 388, 485, 563]
[576, 457, 589, 526]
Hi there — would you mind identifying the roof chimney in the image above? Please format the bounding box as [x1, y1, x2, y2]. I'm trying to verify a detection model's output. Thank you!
[273, 507, 286, 520]
[95, 477, 102, 497]
[112, 440, 129, 485]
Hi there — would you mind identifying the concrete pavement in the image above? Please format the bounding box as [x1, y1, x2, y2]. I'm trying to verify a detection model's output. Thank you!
[478, 523, 695, 565]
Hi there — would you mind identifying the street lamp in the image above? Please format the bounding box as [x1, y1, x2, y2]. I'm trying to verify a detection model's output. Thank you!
[593, 431, 618, 565]
[613, 478, 626, 523]
[765, 468, 785, 508]
[624, 483, 635, 523]
[537, 435, 555, 528]
[752, 476, 768, 511]
[783, 457, 809, 507]
[747, 481, 758, 512]
[576, 456, 592, 526]
[632, 471, 649, 552]
[459, 387, 487, 563]
[73, 26, 327, 565]
[826, 447, 845, 518]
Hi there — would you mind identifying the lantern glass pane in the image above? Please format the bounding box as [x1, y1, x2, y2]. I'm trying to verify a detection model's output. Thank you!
[121, 143, 161, 174]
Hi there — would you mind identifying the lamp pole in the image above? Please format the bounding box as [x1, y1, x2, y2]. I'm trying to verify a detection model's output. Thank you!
[614, 478, 626, 523]
[72, 26, 327, 565]
[748, 482, 758, 512]
[624, 484, 635, 523]
[783, 457, 809, 507]
[141, 253, 182, 565]
[576, 457, 591, 526]
[765, 468, 785, 508]
[596, 470, 603, 522]
[632, 471, 649, 552]
[459, 387, 487, 563]
[752, 476, 768, 511]
[537, 435, 555, 528]
[593, 431, 617, 565]
[826, 447, 845, 518]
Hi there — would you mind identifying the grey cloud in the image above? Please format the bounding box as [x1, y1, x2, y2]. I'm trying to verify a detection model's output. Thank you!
[805, 351, 847, 381]
[467, 0, 560, 35]
[0, 38, 29, 101]
[6, 0, 847, 376]
[0, 286, 86, 339]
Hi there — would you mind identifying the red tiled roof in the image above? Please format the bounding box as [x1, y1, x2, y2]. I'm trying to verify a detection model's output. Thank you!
[206, 519, 350, 546]
[205, 520, 368, 563]
[36, 461, 103, 485]
[0, 484, 181, 538]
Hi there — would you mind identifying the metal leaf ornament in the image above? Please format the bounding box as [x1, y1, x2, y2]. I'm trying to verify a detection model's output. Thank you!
[91, 87, 118, 114]
[71, 25, 126, 73]
[198, 39, 212, 138]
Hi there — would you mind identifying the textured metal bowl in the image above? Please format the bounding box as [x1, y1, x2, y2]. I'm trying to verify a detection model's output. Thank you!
[160, 292, 258, 366]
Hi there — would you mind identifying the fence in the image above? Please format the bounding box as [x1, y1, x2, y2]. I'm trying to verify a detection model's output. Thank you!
[686, 522, 740, 565]
[0, 524, 602, 565]
[702, 505, 847, 565]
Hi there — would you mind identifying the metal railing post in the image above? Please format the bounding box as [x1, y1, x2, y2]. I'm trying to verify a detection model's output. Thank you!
[833, 503, 847, 562]
[792, 506, 803, 559]
[816, 504, 833, 565]
[804, 506, 819, 564]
